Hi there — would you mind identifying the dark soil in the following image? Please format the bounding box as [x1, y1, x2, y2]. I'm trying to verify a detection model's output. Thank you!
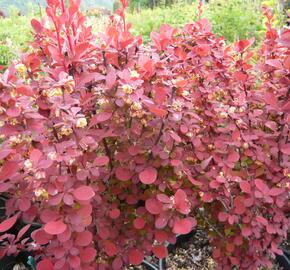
[127, 229, 287, 270]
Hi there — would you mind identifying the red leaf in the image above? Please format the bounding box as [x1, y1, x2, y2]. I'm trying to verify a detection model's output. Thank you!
[226, 243, 235, 253]
[139, 167, 157, 184]
[73, 186, 95, 201]
[104, 240, 118, 257]
[128, 249, 144, 265]
[74, 42, 90, 60]
[241, 227, 252, 237]
[152, 245, 168, 259]
[109, 209, 121, 219]
[89, 112, 112, 127]
[32, 229, 52, 245]
[0, 214, 18, 232]
[200, 156, 212, 170]
[16, 224, 31, 240]
[106, 68, 116, 89]
[266, 59, 283, 69]
[234, 38, 255, 52]
[115, 167, 132, 181]
[239, 181, 251, 194]
[269, 187, 284, 196]
[213, 248, 221, 259]
[0, 149, 12, 160]
[264, 92, 278, 108]
[44, 220, 67, 235]
[80, 247, 96, 263]
[169, 131, 181, 143]
[202, 192, 213, 203]
[93, 156, 109, 166]
[133, 217, 146, 229]
[154, 87, 167, 105]
[254, 179, 269, 195]
[75, 231, 93, 247]
[271, 241, 283, 255]
[233, 197, 246, 215]
[218, 212, 228, 222]
[173, 217, 196, 235]
[284, 55, 290, 69]
[31, 19, 43, 33]
[112, 257, 123, 270]
[256, 216, 268, 226]
[40, 209, 59, 223]
[18, 198, 31, 212]
[16, 85, 35, 97]
[174, 189, 190, 215]
[148, 106, 167, 118]
[0, 161, 19, 182]
[68, 255, 81, 268]
[30, 149, 42, 166]
[37, 259, 54, 270]
[280, 144, 290, 155]
[234, 71, 247, 83]
[6, 107, 20, 117]
[145, 198, 163, 215]
[155, 230, 168, 243]
[227, 151, 240, 163]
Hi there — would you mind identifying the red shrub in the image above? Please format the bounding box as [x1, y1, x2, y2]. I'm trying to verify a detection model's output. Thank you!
[0, 1, 289, 269]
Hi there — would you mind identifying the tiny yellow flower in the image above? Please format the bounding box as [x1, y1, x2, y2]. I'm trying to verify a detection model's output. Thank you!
[15, 63, 27, 77]
[228, 107, 236, 114]
[47, 88, 62, 97]
[24, 159, 33, 169]
[172, 100, 183, 112]
[205, 61, 211, 67]
[65, 77, 75, 93]
[219, 112, 228, 118]
[131, 102, 142, 111]
[76, 117, 87, 128]
[60, 126, 73, 136]
[48, 152, 57, 160]
[34, 188, 49, 199]
[35, 171, 46, 179]
[122, 84, 133, 95]
[242, 143, 249, 149]
[130, 70, 139, 78]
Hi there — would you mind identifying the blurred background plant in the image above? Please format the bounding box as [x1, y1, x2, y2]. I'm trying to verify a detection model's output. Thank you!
[0, 0, 288, 68]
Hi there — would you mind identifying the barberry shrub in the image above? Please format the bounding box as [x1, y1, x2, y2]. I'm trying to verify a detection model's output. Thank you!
[0, 0, 289, 269]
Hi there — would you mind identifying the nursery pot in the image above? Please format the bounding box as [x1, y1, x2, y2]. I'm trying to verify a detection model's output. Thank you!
[275, 248, 290, 270]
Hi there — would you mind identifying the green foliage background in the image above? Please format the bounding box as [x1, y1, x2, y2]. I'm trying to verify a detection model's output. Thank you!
[0, 0, 113, 15]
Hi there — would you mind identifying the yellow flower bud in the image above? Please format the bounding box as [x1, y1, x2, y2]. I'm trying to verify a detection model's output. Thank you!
[24, 159, 33, 169]
[130, 70, 139, 78]
[15, 63, 27, 77]
[76, 117, 87, 128]
[131, 102, 142, 111]
[34, 188, 49, 199]
[122, 84, 133, 95]
[48, 152, 57, 160]
[60, 126, 73, 136]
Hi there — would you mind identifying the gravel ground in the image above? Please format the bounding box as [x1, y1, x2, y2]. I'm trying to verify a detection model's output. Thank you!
[166, 230, 215, 270]
[127, 229, 286, 270]
[126, 230, 215, 270]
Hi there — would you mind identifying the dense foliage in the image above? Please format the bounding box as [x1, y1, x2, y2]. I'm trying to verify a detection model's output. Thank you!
[0, 0, 289, 270]
[127, 0, 286, 43]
